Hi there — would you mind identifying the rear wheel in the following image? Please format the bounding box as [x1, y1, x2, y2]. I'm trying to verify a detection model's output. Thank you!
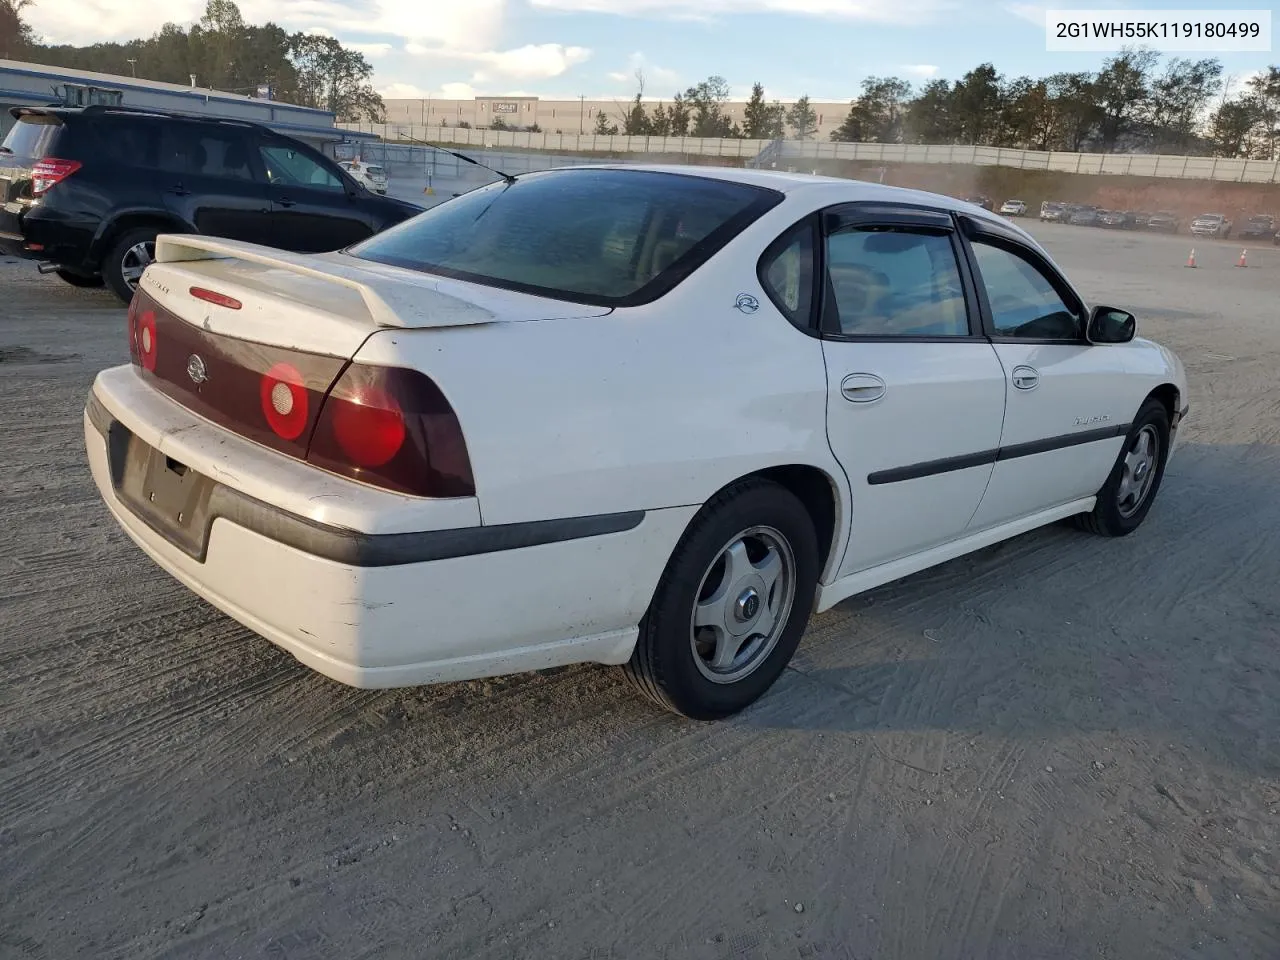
[623, 479, 820, 720]
[1075, 399, 1170, 537]
[54, 268, 104, 288]
[103, 228, 159, 304]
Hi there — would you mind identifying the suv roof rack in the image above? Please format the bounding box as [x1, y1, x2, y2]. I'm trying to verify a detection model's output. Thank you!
[79, 103, 268, 131]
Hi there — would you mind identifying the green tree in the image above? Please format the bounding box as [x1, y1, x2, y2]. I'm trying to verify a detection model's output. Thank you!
[786, 95, 817, 139]
[951, 63, 1002, 144]
[288, 32, 384, 122]
[668, 91, 691, 137]
[1, 0, 37, 58]
[1094, 46, 1159, 150]
[592, 109, 618, 135]
[742, 82, 772, 138]
[1145, 57, 1223, 152]
[1245, 67, 1280, 159]
[831, 76, 912, 142]
[1045, 72, 1102, 151]
[905, 79, 956, 142]
[685, 75, 734, 137]
[1207, 97, 1264, 157]
[621, 69, 652, 135]
[649, 102, 671, 136]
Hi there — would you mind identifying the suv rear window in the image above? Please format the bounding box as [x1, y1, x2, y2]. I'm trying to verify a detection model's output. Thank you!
[1, 115, 64, 159]
[348, 168, 783, 305]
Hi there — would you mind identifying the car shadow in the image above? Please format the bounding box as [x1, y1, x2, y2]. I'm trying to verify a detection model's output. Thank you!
[734, 441, 1280, 773]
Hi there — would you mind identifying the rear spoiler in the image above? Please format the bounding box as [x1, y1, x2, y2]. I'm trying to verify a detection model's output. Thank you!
[152, 234, 496, 329]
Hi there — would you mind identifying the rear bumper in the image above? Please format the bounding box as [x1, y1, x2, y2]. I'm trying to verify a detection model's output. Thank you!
[84, 371, 695, 687]
[0, 202, 97, 267]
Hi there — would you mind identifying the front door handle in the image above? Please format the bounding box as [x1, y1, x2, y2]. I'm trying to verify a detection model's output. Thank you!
[840, 373, 887, 404]
[169, 183, 190, 196]
[1011, 365, 1040, 390]
[276, 196, 296, 208]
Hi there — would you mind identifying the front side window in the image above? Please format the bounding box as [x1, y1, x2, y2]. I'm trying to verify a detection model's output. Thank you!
[969, 240, 1083, 339]
[349, 169, 782, 304]
[823, 226, 969, 337]
[259, 143, 344, 190]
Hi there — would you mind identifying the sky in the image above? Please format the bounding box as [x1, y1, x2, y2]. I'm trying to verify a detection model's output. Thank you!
[21, 0, 1276, 103]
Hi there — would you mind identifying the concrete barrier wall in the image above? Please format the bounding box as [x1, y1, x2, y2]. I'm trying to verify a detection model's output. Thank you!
[335, 122, 1280, 185]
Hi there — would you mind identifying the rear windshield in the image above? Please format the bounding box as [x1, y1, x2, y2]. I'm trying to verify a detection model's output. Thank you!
[365, 165, 384, 175]
[347, 168, 783, 305]
[1, 115, 64, 159]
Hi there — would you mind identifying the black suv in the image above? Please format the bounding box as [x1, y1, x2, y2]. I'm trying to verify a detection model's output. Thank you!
[1, 105, 422, 302]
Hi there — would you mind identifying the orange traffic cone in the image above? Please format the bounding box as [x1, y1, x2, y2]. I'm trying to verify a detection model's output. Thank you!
[1236, 248, 1248, 267]
[1185, 248, 1196, 268]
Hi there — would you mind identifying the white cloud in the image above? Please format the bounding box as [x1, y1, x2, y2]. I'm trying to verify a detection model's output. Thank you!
[411, 43, 593, 81]
[529, 0, 953, 25]
[607, 51, 679, 90]
[24, 0, 506, 51]
[440, 81, 479, 99]
[378, 82, 430, 98]
[901, 64, 939, 77]
[349, 42, 394, 57]
[1005, 0, 1128, 27]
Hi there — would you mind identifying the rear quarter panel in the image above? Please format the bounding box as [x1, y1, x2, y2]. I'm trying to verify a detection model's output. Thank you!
[350, 204, 845, 550]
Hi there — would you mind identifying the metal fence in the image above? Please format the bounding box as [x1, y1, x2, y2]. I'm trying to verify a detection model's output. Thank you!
[335, 123, 1280, 184]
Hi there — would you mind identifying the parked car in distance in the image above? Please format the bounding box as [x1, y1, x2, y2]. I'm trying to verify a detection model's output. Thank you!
[1189, 213, 1232, 238]
[84, 166, 1189, 720]
[1146, 211, 1181, 233]
[0, 105, 423, 303]
[1039, 201, 1067, 222]
[999, 199, 1026, 217]
[1069, 205, 1099, 226]
[1237, 215, 1275, 240]
[1128, 211, 1152, 229]
[338, 159, 389, 194]
[1097, 209, 1132, 229]
[964, 195, 993, 211]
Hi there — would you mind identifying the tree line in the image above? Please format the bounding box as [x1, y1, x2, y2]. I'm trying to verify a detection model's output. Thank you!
[1, 0, 385, 121]
[593, 52, 1278, 159]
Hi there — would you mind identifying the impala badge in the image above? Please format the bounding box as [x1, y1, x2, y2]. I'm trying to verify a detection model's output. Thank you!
[734, 293, 760, 314]
[187, 354, 208, 385]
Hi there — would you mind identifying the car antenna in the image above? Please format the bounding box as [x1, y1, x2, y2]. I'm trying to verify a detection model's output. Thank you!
[415, 139, 517, 185]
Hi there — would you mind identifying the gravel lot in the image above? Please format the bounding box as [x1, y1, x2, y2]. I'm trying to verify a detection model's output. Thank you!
[2, 222, 1278, 960]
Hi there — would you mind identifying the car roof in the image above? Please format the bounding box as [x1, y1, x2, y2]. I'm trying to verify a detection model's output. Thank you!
[525, 163, 1008, 217]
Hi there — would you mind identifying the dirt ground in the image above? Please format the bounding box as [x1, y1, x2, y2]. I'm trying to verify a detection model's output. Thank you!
[1, 222, 1278, 960]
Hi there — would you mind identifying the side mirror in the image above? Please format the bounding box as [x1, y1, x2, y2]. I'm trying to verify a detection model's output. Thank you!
[1086, 305, 1136, 344]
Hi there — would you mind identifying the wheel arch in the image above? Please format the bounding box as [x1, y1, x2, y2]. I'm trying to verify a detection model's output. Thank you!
[1145, 382, 1181, 422]
[682, 463, 849, 589]
[91, 211, 191, 265]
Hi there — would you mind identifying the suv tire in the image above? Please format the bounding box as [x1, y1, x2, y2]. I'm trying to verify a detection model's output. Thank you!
[104, 227, 160, 304]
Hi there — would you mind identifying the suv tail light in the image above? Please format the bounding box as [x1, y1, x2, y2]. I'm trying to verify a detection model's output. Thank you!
[306, 363, 475, 499]
[31, 158, 81, 196]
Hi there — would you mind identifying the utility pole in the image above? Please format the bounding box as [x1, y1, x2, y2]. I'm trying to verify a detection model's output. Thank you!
[126, 59, 137, 77]
[579, 94, 585, 134]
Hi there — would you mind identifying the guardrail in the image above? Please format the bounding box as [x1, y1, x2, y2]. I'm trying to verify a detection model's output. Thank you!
[336, 122, 1280, 184]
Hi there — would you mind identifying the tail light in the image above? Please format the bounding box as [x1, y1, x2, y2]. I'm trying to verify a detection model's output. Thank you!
[307, 363, 475, 498]
[260, 362, 309, 440]
[31, 158, 81, 196]
[126, 290, 158, 372]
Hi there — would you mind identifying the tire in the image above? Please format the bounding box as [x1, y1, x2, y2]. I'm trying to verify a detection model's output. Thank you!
[54, 268, 104, 288]
[623, 478, 820, 720]
[1074, 399, 1171, 537]
[103, 227, 160, 304]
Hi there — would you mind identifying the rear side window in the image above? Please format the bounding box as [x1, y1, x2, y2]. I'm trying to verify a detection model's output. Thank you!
[2, 116, 65, 159]
[824, 227, 969, 337]
[160, 126, 257, 181]
[349, 169, 783, 305]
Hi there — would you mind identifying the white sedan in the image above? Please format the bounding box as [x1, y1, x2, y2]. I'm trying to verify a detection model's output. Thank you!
[84, 165, 1189, 720]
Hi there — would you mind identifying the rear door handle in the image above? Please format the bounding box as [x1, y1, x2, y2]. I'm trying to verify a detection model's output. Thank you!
[276, 196, 296, 207]
[169, 183, 190, 196]
[840, 373, 887, 403]
[1011, 365, 1039, 390]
